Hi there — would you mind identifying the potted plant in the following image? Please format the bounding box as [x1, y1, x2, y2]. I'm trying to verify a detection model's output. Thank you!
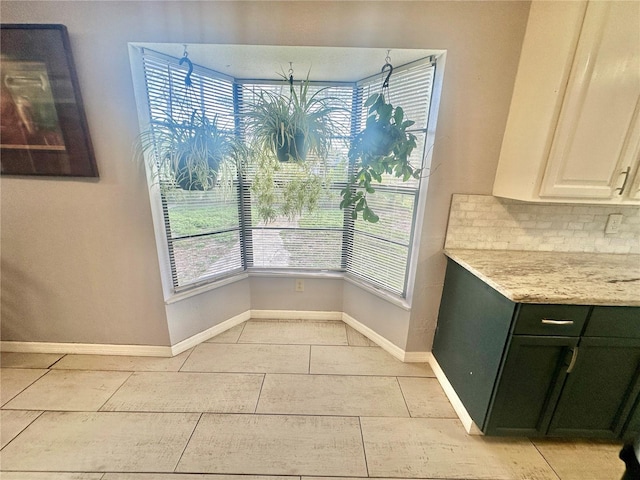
[243, 74, 342, 163]
[138, 110, 244, 191]
[242, 75, 345, 222]
[340, 93, 422, 223]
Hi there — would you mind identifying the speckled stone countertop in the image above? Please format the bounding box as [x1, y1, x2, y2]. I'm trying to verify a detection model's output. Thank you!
[445, 249, 640, 306]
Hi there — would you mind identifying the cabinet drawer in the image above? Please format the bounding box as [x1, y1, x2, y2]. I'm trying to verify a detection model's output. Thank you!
[513, 304, 590, 336]
[584, 307, 640, 338]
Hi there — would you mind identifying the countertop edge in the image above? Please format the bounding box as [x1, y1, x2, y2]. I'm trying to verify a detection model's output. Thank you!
[444, 249, 640, 307]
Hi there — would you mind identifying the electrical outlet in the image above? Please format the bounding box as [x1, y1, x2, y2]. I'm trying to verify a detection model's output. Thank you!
[295, 279, 304, 292]
[605, 214, 623, 234]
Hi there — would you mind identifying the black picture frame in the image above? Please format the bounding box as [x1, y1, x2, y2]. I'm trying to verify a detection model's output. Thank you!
[0, 24, 98, 177]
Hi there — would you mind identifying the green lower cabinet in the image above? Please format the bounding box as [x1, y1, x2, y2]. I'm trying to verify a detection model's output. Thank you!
[484, 336, 578, 436]
[434, 258, 640, 439]
[547, 337, 640, 439]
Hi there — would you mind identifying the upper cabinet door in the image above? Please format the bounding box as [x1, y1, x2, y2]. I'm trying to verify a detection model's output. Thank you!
[540, 1, 640, 200]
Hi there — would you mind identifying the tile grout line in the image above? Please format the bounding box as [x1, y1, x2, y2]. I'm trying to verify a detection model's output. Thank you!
[47, 353, 67, 369]
[96, 371, 135, 412]
[395, 376, 413, 418]
[1, 369, 51, 408]
[236, 321, 247, 343]
[177, 344, 199, 372]
[0, 409, 45, 452]
[358, 416, 370, 477]
[254, 373, 267, 414]
[531, 439, 563, 480]
[172, 411, 203, 473]
[307, 345, 312, 374]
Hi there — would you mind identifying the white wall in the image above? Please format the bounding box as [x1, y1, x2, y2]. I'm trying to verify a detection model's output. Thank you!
[166, 279, 251, 345]
[0, 1, 529, 351]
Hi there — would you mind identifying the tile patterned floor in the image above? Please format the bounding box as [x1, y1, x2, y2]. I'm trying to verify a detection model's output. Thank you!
[0, 320, 626, 479]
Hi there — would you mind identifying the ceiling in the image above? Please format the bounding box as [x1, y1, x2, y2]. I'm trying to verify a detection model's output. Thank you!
[134, 43, 439, 82]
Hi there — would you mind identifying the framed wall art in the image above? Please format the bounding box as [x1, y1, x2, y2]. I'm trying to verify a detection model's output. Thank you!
[0, 24, 98, 177]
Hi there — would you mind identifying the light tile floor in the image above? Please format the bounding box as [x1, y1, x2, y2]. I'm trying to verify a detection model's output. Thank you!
[0, 320, 626, 479]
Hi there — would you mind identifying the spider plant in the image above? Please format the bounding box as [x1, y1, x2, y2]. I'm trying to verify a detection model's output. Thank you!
[243, 73, 343, 163]
[137, 110, 245, 192]
[243, 74, 346, 223]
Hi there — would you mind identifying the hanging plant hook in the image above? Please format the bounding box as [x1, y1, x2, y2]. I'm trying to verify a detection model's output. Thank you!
[179, 44, 193, 87]
[288, 62, 294, 87]
[381, 63, 393, 89]
[381, 50, 393, 90]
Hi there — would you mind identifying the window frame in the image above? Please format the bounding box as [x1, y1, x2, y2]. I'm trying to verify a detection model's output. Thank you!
[129, 44, 442, 306]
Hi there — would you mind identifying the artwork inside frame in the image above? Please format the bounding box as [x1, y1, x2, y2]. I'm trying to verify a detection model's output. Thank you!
[0, 24, 98, 177]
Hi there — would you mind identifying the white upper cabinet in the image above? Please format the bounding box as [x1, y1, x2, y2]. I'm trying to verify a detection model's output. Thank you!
[493, 1, 640, 204]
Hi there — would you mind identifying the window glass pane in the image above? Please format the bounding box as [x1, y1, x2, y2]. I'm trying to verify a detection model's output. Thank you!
[164, 189, 240, 237]
[252, 229, 343, 269]
[249, 189, 344, 269]
[354, 190, 416, 245]
[347, 59, 435, 296]
[347, 232, 409, 295]
[239, 81, 352, 271]
[171, 231, 243, 286]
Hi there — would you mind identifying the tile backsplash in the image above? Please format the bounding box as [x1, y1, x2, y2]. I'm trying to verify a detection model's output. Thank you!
[445, 194, 640, 254]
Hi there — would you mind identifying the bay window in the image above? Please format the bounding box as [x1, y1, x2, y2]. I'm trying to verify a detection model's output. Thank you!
[136, 47, 436, 298]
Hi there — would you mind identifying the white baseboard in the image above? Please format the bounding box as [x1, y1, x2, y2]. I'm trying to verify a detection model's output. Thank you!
[427, 352, 483, 435]
[0, 311, 253, 358]
[1, 310, 431, 365]
[170, 310, 252, 356]
[0, 341, 172, 357]
[250, 309, 343, 321]
[403, 351, 431, 363]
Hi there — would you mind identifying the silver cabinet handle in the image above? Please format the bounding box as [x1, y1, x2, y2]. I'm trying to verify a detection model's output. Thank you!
[616, 167, 631, 196]
[567, 347, 579, 373]
[541, 319, 574, 325]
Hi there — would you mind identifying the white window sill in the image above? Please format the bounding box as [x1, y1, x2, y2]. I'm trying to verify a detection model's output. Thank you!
[343, 275, 412, 311]
[164, 269, 411, 311]
[165, 272, 249, 305]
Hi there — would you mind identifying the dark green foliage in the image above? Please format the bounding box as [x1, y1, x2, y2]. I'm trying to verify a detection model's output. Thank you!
[340, 93, 421, 223]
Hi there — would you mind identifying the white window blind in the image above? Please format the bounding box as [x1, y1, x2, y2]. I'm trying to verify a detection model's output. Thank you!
[347, 59, 435, 295]
[138, 49, 436, 297]
[237, 81, 353, 271]
[141, 49, 245, 290]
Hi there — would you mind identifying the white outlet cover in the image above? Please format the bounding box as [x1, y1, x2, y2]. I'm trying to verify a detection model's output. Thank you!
[605, 214, 623, 234]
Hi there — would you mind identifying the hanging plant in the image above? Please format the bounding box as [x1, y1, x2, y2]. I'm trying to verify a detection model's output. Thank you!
[243, 73, 342, 163]
[249, 150, 324, 223]
[243, 72, 346, 223]
[137, 110, 245, 192]
[340, 93, 421, 223]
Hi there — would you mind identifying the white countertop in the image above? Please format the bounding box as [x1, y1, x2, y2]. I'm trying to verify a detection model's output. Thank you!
[445, 249, 640, 306]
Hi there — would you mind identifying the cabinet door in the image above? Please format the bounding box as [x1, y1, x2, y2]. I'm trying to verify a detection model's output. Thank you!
[540, 1, 640, 200]
[548, 337, 640, 439]
[484, 335, 578, 436]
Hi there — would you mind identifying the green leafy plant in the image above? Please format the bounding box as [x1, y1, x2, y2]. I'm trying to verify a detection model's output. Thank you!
[243, 74, 343, 163]
[340, 93, 421, 223]
[250, 152, 324, 223]
[243, 74, 346, 222]
[138, 110, 245, 192]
